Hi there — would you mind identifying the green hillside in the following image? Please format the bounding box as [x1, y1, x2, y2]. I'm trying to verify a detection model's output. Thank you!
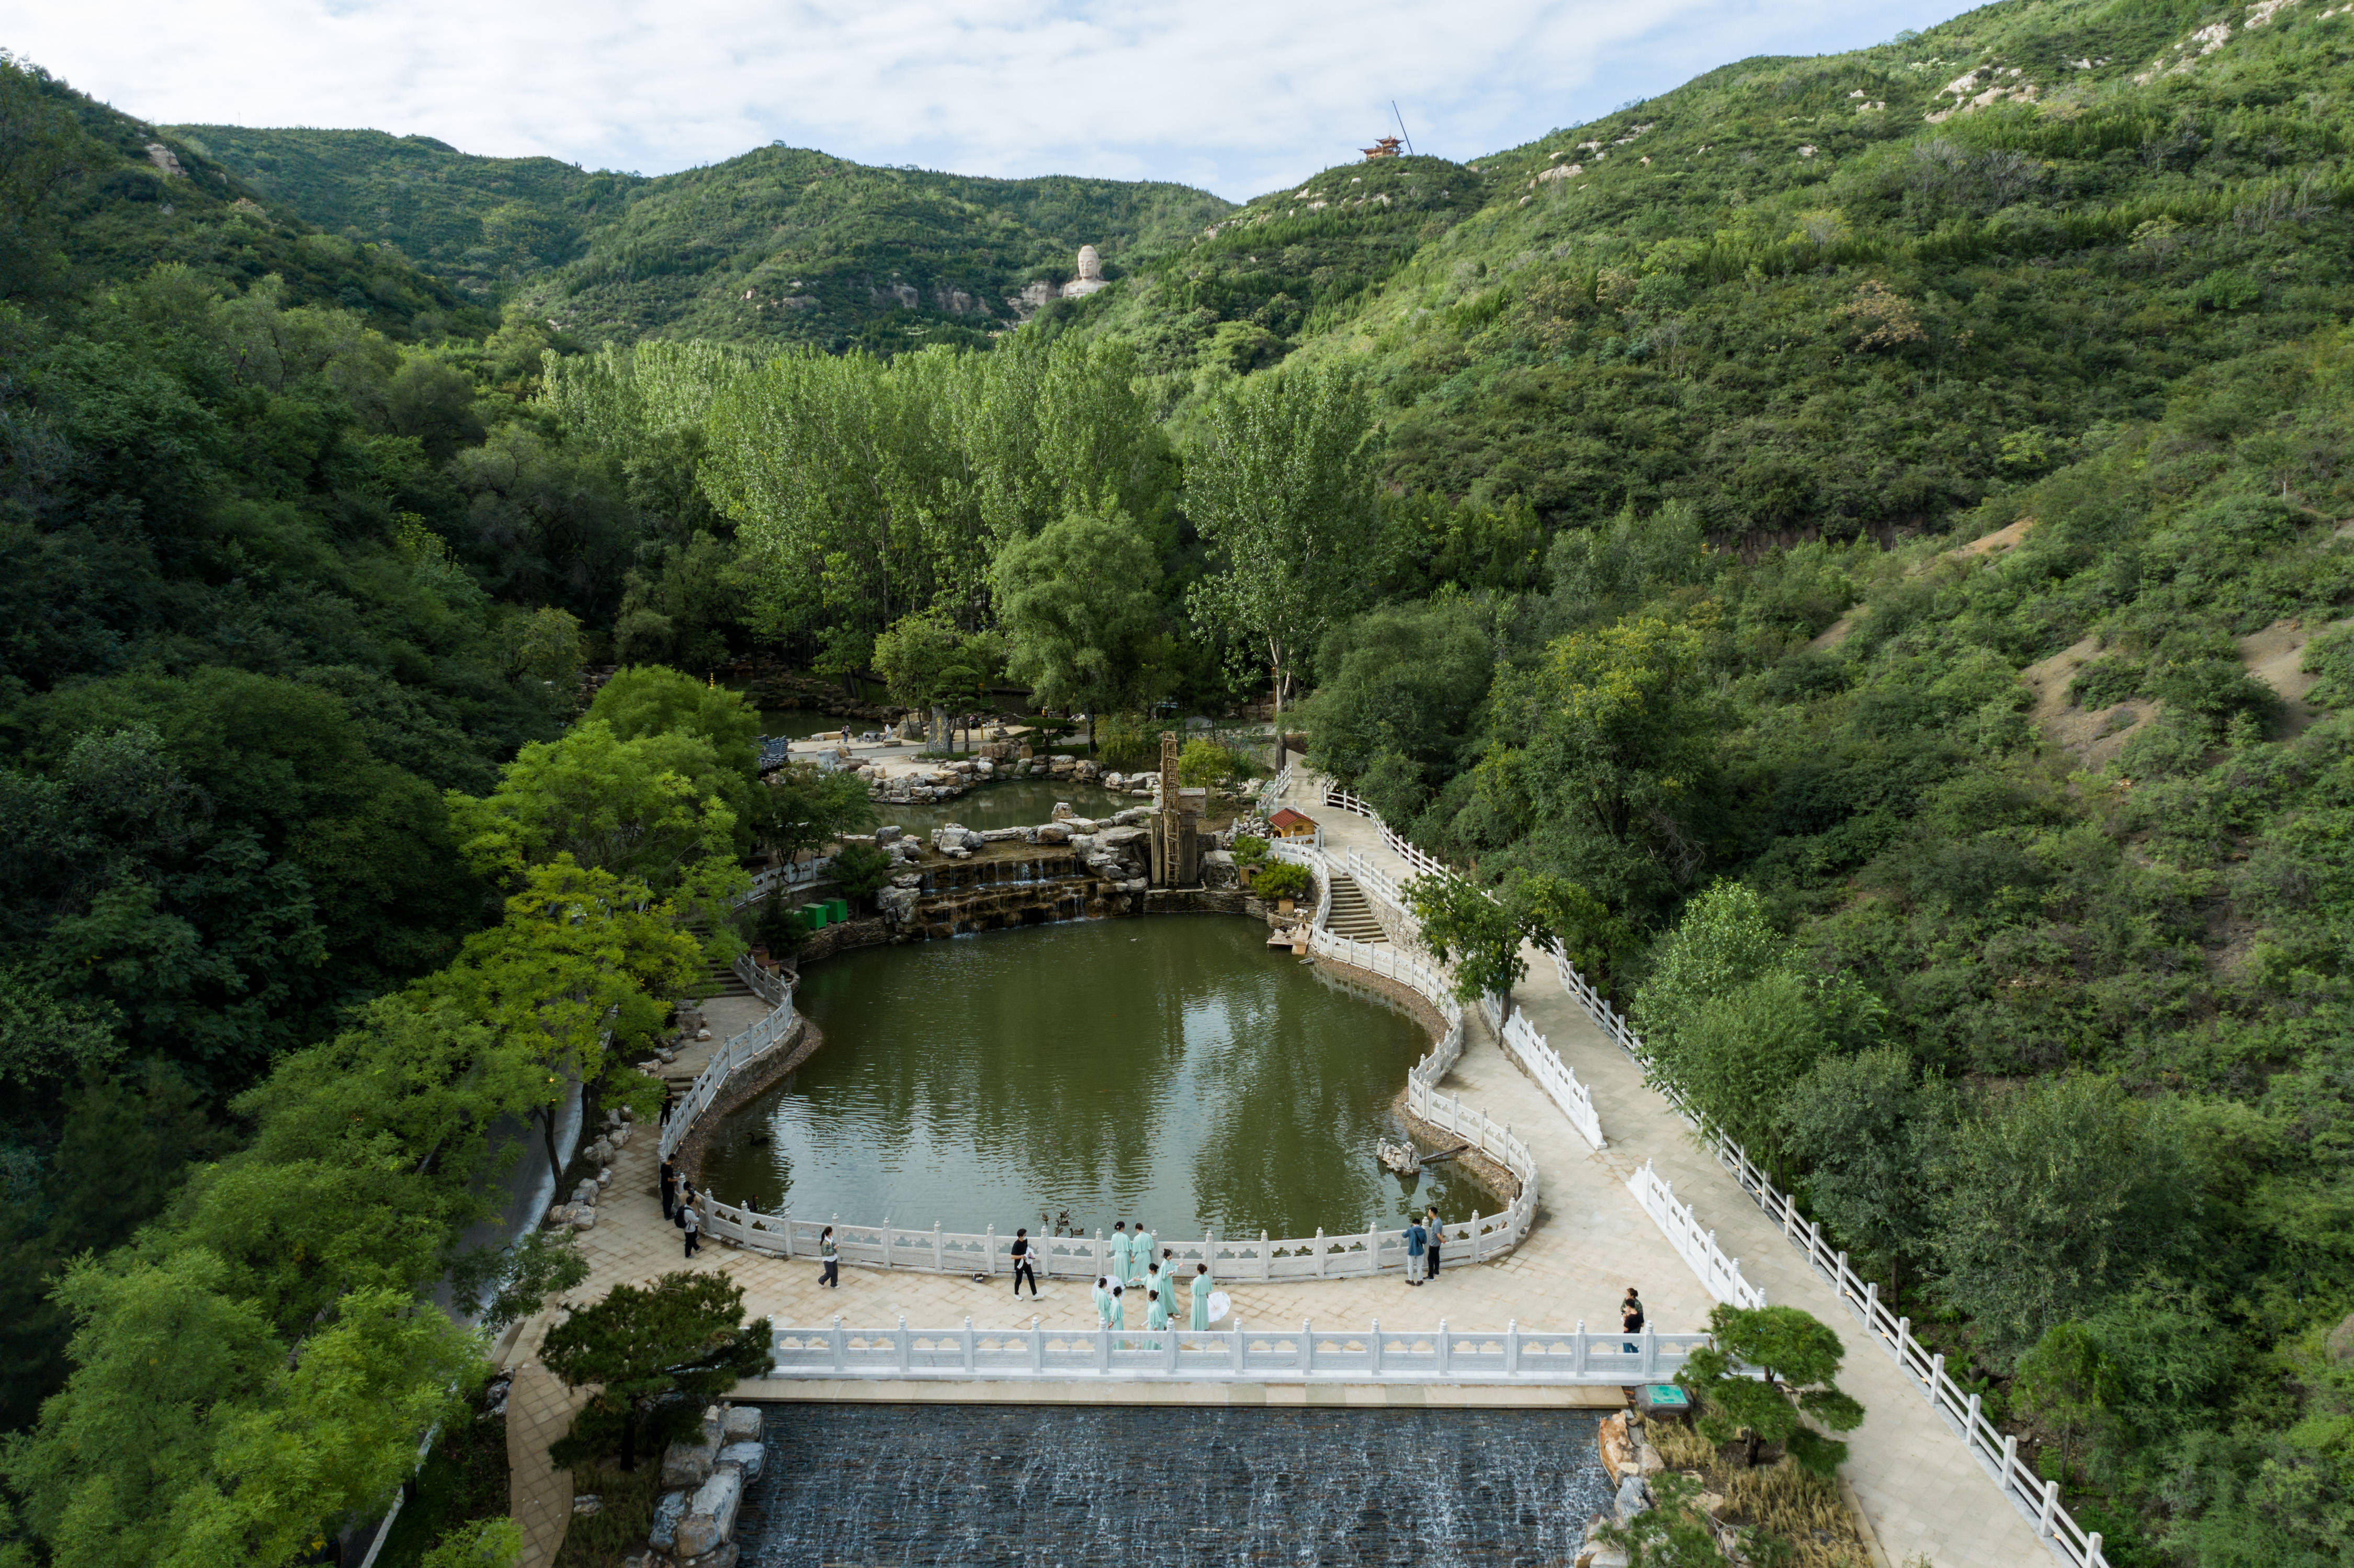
[174, 128, 1237, 352]
[165, 124, 644, 299]
[1059, 0, 2354, 550]
[4, 65, 489, 338]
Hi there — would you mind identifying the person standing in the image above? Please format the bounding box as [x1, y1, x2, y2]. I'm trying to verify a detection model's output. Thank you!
[1108, 1222, 1133, 1289]
[1093, 1276, 1114, 1331]
[1145, 1278, 1171, 1347]
[1622, 1288, 1645, 1353]
[819, 1226, 840, 1288]
[1142, 1261, 1166, 1319]
[1011, 1228, 1039, 1297]
[1402, 1217, 1427, 1285]
[659, 1158, 677, 1222]
[1189, 1264, 1213, 1331]
[1424, 1207, 1444, 1279]
[1130, 1222, 1156, 1286]
[1109, 1284, 1127, 1346]
[682, 1200, 701, 1259]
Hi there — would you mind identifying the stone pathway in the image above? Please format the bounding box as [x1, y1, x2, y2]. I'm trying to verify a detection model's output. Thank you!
[500, 772, 2050, 1568]
[1509, 961, 2050, 1568]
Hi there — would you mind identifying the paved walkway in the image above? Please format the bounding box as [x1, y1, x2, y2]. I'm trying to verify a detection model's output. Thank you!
[501, 773, 2049, 1568]
[1509, 959, 2047, 1568]
[1303, 779, 2053, 1566]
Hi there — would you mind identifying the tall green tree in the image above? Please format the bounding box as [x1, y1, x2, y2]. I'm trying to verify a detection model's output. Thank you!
[993, 497, 1170, 738]
[444, 721, 744, 891]
[428, 858, 705, 1183]
[1184, 362, 1376, 738]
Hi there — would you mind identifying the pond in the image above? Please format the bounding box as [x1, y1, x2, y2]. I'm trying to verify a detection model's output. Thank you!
[698, 916, 1485, 1242]
[872, 778, 1137, 836]
[734, 1404, 1615, 1566]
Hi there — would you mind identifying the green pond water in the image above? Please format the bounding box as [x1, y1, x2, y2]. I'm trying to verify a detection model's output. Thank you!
[874, 778, 1135, 836]
[699, 916, 1485, 1241]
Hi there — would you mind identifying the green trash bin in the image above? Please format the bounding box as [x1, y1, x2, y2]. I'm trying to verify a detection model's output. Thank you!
[825, 896, 850, 924]
[801, 901, 829, 930]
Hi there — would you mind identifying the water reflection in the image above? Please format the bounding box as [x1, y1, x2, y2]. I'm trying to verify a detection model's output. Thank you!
[699, 917, 1481, 1239]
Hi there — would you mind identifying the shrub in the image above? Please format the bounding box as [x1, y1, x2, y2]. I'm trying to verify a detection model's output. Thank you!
[1177, 738, 1240, 787]
[1093, 711, 1157, 769]
[1230, 834, 1270, 865]
[1253, 861, 1312, 902]
[2068, 654, 2144, 709]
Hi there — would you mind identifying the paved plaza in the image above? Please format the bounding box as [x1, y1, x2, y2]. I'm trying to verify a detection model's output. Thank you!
[500, 772, 2052, 1568]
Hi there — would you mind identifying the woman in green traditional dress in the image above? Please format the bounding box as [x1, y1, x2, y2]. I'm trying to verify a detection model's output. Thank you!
[1189, 1263, 1213, 1331]
[1145, 1278, 1171, 1347]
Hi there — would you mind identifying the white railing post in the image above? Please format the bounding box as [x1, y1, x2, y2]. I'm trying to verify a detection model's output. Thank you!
[1315, 1228, 1327, 1278]
[896, 1315, 910, 1374]
[2038, 1479, 2059, 1537]
[1369, 1319, 1383, 1377]
[1097, 1325, 1111, 1373]
[986, 1224, 996, 1276]
[2000, 1434, 2018, 1490]
[1031, 1317, 1044, 1373]
[1436, 1319, 1451, 1376]
[831, 1315, 845, 1372]
[1300, 1320, 1314, 1373]
[932, 1222, 944, 1272]
[962, 1316, 976, 1372]
[1260, 1231, 1270, 1281]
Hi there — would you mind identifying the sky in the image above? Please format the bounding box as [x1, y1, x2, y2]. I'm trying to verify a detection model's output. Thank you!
[13, 0, 1968, 201]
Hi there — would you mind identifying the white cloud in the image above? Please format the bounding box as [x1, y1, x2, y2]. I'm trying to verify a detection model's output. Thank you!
[15, 0, 1962, 199]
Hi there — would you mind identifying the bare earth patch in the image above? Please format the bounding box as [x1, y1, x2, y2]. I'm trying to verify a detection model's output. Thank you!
[2020, 634, 2154, 768]
[2239, 616, 2353, 736]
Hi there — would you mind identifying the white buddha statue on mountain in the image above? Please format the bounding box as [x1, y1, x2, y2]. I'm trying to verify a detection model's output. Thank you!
[1060, 245, 1108, 298]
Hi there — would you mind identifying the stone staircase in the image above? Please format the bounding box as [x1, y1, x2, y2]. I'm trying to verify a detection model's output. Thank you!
[1324, 873, 1388, 945]
[663, 963, 756, 1094]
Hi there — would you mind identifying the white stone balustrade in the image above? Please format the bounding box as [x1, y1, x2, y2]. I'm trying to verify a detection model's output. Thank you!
[767, 1316, 1710, 1385]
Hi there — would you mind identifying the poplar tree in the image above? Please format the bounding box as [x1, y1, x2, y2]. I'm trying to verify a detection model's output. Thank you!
[1183, 363, 1375, 743]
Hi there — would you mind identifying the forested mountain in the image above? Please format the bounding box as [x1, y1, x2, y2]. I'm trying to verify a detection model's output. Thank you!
[171, 128, 1236, 353]
[164, 126, 646, 300]
[8, 1, 2354, 1564]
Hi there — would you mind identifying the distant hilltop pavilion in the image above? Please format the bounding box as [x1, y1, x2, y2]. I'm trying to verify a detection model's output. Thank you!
[1362, 137, 1404, 160]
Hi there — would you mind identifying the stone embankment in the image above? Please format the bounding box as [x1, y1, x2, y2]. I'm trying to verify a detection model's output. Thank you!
[631, 1401, 765, 1568]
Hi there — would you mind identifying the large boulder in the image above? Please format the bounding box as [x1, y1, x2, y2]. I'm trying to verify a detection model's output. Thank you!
[716, 1439, 765, 1479]
[877, 885, 919, 924]
[674, 1466, 744, 1556]
[648, 1489, 693, 1550]
[572, 1180, 601, 1208]
[721, 1405, 763, 1441]
[1034, 823, 1070, 845]
[874, 825, 901, 847]
[660, 1433, 719, 1489]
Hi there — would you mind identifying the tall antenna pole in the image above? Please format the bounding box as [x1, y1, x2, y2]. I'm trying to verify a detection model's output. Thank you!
[1391, 101, 1416, 156]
